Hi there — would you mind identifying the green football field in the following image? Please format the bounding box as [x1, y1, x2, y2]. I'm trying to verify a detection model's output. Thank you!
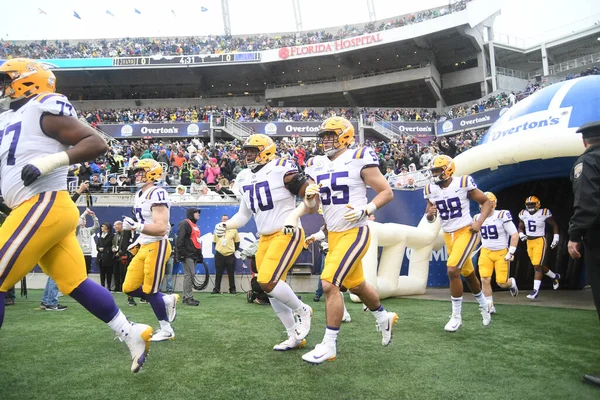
[1, 291, 599, 400]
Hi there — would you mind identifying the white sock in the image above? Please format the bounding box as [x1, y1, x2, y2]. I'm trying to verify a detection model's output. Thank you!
[451, 296, 463, 317]
[268, 280, 302, 311]
[107, 311, 129, 335]
[324, 327, 339, 343]
[159, 320, 172, 332]
[340, 292, 349, 315]
[269, 297, 296, 337]
[510, 278, 516, 288]
[486, 296, 493, 305]
[534, 279, 542, 291]
[473, 291, 487, 307]
[370, 304, 388, 325]
[162, 293, 173, 306]
[545, 270, 556, 279]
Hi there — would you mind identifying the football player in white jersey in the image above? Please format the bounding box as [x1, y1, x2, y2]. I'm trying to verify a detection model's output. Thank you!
[302, 117, 397, 364]
[517, 196, 560, 300]
[214, 134, 314, 352]
[0, 58, 152, 373]
[473, 192, 519, 314]
[121, 159, 179, 342]
[424, 155, 493, 332]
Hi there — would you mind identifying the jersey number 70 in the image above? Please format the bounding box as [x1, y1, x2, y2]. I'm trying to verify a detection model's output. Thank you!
[242, 181, 274, 213]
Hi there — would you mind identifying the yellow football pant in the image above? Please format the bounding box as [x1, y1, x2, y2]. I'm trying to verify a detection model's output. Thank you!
[478, 248, 510, 284]
[444, 225, 480, 277]
[321, 226, 371, 289]
[122, 239, 172, 294]
[0, 191, 87, 294]
[255, 228, 304, 284]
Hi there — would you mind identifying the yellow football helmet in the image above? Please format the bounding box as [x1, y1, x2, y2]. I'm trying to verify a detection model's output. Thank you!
[429, 155, 455, 184]
[0, 58, 56, 101]
[243, 134, 276, 171]
[525, 196, 540, 213]
[484, 192, 497, 209]
[134, 159, 163, 186]
[318, 116, 354, 156]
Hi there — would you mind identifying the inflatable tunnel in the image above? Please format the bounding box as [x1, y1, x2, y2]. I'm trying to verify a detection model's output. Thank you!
[453, 75, 600, 290]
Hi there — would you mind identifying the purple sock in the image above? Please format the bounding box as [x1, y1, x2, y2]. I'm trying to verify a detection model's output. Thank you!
[126, 287, 145, 298]
[69, 279, 119, 323]
[0, 292, 5, 329]
[146, 292, 168, 322]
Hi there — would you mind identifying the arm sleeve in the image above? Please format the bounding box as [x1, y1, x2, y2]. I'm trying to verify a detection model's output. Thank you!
[226, 199, 253, 230]
[569, 157, 600, 240]
[71, 192, 81, 202]
[503, 221, 518, 236]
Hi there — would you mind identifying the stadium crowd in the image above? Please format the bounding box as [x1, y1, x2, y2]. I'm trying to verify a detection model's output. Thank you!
[1, 1, 470, 59]
[70, 128, 485, 198]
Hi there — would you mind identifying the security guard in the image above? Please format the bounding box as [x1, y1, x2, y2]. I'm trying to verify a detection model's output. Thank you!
[567, 121, 600, 388]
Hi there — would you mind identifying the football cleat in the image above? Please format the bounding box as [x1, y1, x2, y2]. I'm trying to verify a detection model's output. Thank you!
[553, 273, 561, 290]
[444, 314, 462, 332]
[489, 305, 497, 315]
[342, 310, 352, 323]
[302, 341, 337, 364]
[294, 304, 313, 340]
[509, 277, 519, 297]
[150, 328, 175, 342]
[526, 289, 539, 300]
[120, 322, 153, 373]
[166, 293, 179, 323]
[273, 337, 306, 351]
[480, 304, 492, 327]
[376, 312, 398, 346]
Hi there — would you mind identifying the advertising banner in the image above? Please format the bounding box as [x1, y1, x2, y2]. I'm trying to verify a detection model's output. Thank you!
[98, 122, 209, 138]
[436, 108, 505, 136]
[238, 121, 359, 137]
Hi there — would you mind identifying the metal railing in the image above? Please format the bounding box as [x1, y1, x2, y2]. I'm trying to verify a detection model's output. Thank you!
[361, 114, 427, 144]
[527, 52, 600, 79]
[210, 114, 253, 140]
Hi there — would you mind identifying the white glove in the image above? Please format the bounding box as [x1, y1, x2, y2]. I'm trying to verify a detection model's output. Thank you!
[343, 202, 377, 223]
[551, 234, 559, 249]
[305, 183, 321, 198]
[282, 213, 299, 236]
[123, 216, 143, 233]
[214, 223, 227, 237]
[504, 246, 516, 261]
[519, 232, 527, 242]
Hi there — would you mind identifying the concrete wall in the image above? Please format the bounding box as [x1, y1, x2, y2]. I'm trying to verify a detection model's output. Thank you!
[441, 67, 485, 89]
[496, 74, 528, 93]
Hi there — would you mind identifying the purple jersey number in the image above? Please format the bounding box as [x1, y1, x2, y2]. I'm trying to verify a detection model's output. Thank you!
[242, 181, 274, 213]
[435, 197, 462, 220]
[480, 225, 498, 240]
[0, 122, 22, 166]
[316, 171, 350, 205]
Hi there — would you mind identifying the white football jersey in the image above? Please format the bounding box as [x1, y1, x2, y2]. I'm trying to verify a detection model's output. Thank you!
[474, 210, 517, 251]
[423, 175, 476, 233]
[133, 185, 171, 244]
[0, 93, 75, 209]
[519, 208, 551, 237]
[235, 158, 300, 235]
[305, 147, 379, 232]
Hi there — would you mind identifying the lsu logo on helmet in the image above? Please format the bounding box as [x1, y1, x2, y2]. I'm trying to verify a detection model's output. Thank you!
[134, 159, 163, 185]
[318, 117, 355, 156]
[243, 134, 276, 171]
[0, 58, 56, 101]
[525, 196, 540, 213]
[429, 155, 455, 184]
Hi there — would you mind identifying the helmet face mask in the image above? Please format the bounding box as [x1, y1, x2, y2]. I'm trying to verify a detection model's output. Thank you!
[428, 155, 455, 184]
[134, 159, 163, 187]
[318, 117, 354, 157]
[525, 196, 540, 214]
[0, 58, 56, 103]
[242, 134, 276, 171]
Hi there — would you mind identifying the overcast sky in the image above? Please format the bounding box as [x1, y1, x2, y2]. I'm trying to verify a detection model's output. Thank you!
[3, 0, 599, 46]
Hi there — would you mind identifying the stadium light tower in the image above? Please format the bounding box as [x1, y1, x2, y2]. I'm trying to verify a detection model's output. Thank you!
[222, 0, 231, 36]
[292, 0, 303, 32]
[367, 0, 376, 22]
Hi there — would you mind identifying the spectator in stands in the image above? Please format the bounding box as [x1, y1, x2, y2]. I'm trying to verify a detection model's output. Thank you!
[96, 223, 114, 291]
[89, 173, 103, 193]
[76, 209, 99, 274]
[420, 147, 433, 168]
[78, 162, 92, 185]
[104, 175, 119, 193]
[190, 177, 206, 195]
[204, 158, 220, 185]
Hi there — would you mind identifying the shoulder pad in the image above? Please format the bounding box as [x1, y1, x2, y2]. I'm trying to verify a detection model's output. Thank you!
[31, 93, 77, 117]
